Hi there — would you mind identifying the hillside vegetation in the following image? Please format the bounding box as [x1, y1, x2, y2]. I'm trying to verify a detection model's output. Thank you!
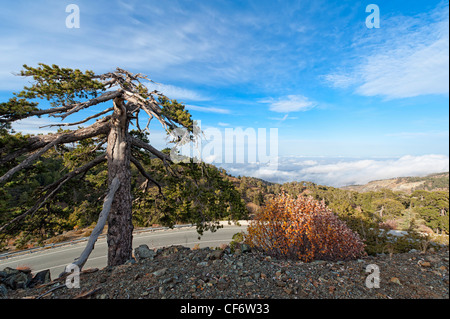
[1, 136, 448, 255]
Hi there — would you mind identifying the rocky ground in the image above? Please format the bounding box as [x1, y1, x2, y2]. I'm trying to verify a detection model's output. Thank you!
[2, 244, 449, 300]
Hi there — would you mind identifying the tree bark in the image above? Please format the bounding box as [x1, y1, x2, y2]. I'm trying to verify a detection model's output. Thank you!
[106, 97, 134, 266]
[72, 176, 120, 270]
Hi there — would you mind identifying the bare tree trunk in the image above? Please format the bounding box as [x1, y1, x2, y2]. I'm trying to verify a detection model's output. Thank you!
[71, 177, 120, 270]
[106, 97, 133, 266]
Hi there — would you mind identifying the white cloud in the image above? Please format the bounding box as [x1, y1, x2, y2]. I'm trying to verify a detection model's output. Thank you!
[146, 83, 209, 102]
[186, 104, 231, 114]
[220, 154, 449, 187]
[11, 117, 61, 135]
[324, 6, 449, 99]
[262, 95, 317, 113]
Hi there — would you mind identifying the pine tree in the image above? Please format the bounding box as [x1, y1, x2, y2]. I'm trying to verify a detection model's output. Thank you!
[0, 63, 199, 267]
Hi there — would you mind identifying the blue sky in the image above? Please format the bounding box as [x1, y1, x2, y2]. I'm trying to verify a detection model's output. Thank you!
[1, 0, 449, 186]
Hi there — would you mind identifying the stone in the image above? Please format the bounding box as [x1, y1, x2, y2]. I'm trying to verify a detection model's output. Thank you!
[217, 279, 229, 290]
[420, 261, 432, 267]
[2, 267, 19, 277]
[28, 269, 51, 288]
[209, 249, 224, 260]
[390, 277, 401, 285]
[0, 284, 8, 297]
[152, 268, 168, 277]
[196, 261, 209, 267]
[241, 244, 251, 253]
[425, 256, 440, 263]
[134, 244, 156, 260]
[283, 287, 293, 295]
[4, 271, 32, 289]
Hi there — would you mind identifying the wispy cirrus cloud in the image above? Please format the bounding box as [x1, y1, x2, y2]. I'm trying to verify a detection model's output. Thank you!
[146, 83, 209, 102]
[324, 4, 449, 99]
[261, 95, 317, 113]
[185, 104, 231, 114]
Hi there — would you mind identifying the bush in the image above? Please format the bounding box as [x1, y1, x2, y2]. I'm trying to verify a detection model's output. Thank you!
[245, 193, 366, 262]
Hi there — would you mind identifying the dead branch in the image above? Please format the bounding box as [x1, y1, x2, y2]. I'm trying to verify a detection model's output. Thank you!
[0, 135, 64, 184]
[0, 119, 110, 167]
[39, 108, 113, 128]
[130, 156, 163, 196]
[56, 90, 123, 120]
[70, 176, 120, 271]
[130, 136, 172, 164]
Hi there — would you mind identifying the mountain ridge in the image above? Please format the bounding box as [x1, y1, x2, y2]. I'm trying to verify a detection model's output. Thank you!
[340, 172, 449, 193]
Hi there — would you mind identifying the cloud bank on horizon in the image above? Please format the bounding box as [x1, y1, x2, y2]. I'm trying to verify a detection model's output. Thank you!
[220, 154, 449, 187]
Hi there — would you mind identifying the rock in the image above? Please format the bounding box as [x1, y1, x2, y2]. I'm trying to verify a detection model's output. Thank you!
[425, 256, 440, 263]
[0, 284, 7, 297]
[152, 268, 167, 277]
[390, 277, 401, 285]
[209, 249, 224, 260]
[3, 271, 32, 289]
[28, 269, 51, 288]
[283, 287, 293, 295]
[217, 279, 229, 290]
[420, 261, 432, 267]
[241, 244, 251, 253]
[2, 267, 19, 277]
[196, 262, 209, 267]
[125, 258, 136, 265]
[276, 280, 286, 287]
[134, 244, 156, 260]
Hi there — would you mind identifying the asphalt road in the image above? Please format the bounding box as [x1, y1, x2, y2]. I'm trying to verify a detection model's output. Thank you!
[0, 224, 248, 278]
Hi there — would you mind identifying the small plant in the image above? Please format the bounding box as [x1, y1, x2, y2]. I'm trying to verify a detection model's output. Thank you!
[245, 193, 366, 262]
[229, 232, 245, 252]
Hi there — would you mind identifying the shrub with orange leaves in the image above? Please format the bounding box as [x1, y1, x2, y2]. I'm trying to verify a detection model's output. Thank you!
[245, 193, 366, 262]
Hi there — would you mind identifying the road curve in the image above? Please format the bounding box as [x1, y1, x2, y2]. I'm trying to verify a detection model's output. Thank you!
[0, 224, 248, 278]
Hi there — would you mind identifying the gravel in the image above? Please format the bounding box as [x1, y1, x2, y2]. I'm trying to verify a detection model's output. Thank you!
[4, 245, 449, 299]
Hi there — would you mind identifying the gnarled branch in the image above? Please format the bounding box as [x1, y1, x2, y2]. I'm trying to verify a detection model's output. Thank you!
[0, 119, 110, 167]
[130, 155, 163, 196]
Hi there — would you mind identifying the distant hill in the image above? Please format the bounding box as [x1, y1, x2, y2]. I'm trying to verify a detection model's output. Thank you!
[341, 172, 449, 193]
